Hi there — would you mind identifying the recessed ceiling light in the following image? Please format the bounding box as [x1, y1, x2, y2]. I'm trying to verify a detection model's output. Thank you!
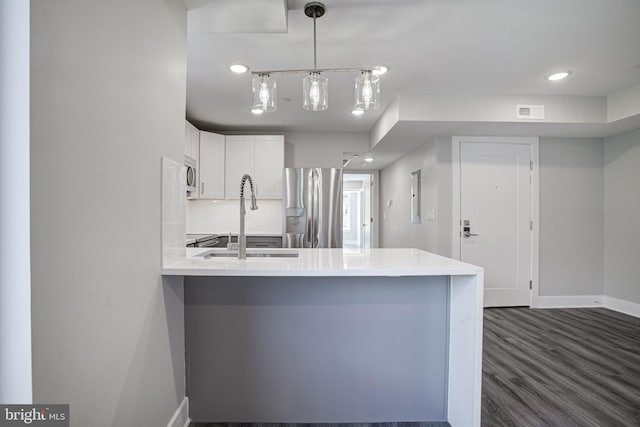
[546, 71, 571, 81]
[230, 64, 249, 74]
[351, 109, 364, 116]
[364, 157, 374, 162]
[372, 66, 389, 76]
[250, 108, 264, 115]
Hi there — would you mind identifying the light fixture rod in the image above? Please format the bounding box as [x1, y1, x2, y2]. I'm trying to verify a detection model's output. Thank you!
[304, 2, 325, 70]
[252, 67, 370, 75]
[313, 13, 317, 69]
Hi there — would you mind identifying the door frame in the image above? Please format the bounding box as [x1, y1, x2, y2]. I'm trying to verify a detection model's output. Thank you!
[344, 170, 380, 248]
[452, 136, 540, 308]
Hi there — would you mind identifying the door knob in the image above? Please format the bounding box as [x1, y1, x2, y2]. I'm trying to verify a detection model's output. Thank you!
[463, 220, 478, 238]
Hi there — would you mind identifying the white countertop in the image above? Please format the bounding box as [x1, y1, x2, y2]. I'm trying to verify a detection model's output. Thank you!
[162, 248, 482, 277]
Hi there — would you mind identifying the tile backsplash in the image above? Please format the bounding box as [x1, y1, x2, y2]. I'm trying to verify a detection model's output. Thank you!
[187, 199, 282, 235]
[161, 157, 186, 265]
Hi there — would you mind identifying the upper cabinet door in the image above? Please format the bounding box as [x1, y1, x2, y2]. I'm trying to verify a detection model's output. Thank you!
[254, 135, 284, 199]
[225, 135, 255, 200]
[184, 121, 190, 158]
[185, 120, 199, 161]
[199, 131, 225, 199]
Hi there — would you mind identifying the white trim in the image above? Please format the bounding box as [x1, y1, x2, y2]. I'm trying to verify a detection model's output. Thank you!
[451, 136, 540, 309]
[0, 0, 32, 404]
[603, 296, 640, 318]
[371, 170, 380, 248]
[536, 295, 604, 308]
[532, 295, 640, 319]
[451, 140, 460, 259]
[530, 141, 540, 309]
[167, 397, 189, 427]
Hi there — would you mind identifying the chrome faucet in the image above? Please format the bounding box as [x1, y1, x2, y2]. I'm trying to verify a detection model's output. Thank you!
[238, 174, 258, 259]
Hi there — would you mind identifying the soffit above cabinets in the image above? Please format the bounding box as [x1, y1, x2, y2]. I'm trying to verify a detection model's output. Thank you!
[187, 0, 288, 33]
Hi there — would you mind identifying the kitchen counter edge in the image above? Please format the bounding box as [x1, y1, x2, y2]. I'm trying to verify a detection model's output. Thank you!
[162, 248, 483, 277]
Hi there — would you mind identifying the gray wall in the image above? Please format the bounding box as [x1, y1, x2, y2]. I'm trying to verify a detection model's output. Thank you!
[436, 136, 453, 257]
[539, 138, 604, 296]
[604, 128, 640, 304]
[379, 137, 452, 256]
[284, 131, 369, 168]
[30, 1, 187, 426]
[0, 0, 32, 403]
[380, 136, 607, 298]
[380, 140, 440, 252]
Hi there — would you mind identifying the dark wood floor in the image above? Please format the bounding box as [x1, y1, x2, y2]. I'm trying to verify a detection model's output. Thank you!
[190, 308, 640, 427]
[482, 307, 640, 427]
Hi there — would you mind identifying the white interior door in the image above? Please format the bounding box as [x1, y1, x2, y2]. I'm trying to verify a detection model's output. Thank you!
[361, 174, 372, 248]
[343, 173, 374, 249]
[460, 141, 532, 307]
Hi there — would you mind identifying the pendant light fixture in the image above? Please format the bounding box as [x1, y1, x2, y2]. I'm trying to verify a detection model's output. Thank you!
[251, 73, 276, 113]
[248, 2, 387, 114]
[303, 72, 328, 111]
[354, 70, 380, 111]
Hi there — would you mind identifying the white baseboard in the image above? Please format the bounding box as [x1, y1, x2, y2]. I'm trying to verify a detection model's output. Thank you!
[167, 397, 189, 427]
[603, 296, 640, 318]
[532, 294, 640, 319]
[534, 295, 604, 309]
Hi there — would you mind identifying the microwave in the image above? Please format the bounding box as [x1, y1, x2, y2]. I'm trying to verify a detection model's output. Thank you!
[185, 156, 197, 194]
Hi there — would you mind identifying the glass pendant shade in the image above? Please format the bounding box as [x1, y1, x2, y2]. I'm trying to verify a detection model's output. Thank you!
[302, 72, 328, 111]
[354, 70, 380, 111]
[252, 74, 277, 113]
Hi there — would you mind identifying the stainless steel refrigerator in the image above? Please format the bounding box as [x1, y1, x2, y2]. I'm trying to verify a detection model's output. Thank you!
[283, 168, 343, 248]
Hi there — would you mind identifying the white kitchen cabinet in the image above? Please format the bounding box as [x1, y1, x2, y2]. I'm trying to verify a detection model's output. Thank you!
[199, 131, 225, 199]
[225, 135, 283, 200]
[224, 136, 254, 199]
[254, 135, 285, 199]
[185, 120, 199, 162]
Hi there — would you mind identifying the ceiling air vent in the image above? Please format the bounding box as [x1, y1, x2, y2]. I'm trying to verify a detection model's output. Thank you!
[516, 104, 545, 120]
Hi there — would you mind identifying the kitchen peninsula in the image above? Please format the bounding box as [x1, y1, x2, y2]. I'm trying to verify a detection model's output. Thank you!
[162, 248, 483, 427]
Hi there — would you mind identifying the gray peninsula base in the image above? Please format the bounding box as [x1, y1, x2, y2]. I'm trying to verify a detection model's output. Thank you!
[185, 276, 450, 423]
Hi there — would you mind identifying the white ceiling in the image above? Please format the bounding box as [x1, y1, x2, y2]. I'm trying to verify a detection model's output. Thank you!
[186, 0, 640, 140]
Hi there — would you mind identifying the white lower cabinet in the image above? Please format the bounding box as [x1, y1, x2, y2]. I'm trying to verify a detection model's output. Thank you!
[199, 131, 225, 199]
[225, 135, 284, 200]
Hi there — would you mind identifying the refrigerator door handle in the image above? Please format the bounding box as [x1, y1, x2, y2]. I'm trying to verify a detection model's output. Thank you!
[308, 169, 315, 248]
[314, 169, 321, 247]
[311, 169, 317, 248]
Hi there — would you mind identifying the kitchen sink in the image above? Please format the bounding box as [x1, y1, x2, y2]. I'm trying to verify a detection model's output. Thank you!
[195, 250, 299, 259]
